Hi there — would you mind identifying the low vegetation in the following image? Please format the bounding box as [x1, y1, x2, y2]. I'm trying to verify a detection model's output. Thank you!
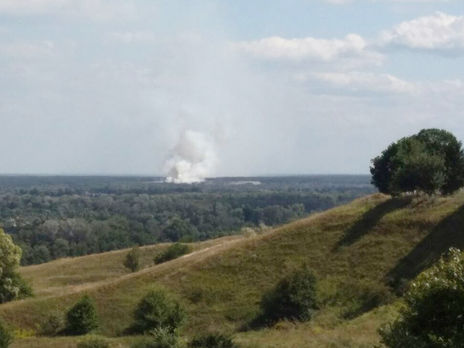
[39, 312, 64, 336]
[131, 327, 181, 348]
[258, 265, 318, 325]
[66, 295, 99, 335]
[0, 320, 12, 348]
[124, 247, 141, 272]
[380, 247, 464, 347]
[76, 335, 109, 348]
[131, 289, 186, 334]
[189, 333, 238, 348]
[154, 243, 191, 264]
[5, 189, 464, 347]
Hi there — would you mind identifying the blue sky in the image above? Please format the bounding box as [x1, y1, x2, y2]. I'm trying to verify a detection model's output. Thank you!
[0, 0, 463, 178]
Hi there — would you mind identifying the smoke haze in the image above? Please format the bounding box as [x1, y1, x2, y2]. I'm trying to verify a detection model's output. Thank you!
[164, 130, 217, 183]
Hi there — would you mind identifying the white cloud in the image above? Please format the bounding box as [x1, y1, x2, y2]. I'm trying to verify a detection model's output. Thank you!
[323, 0, 454, 3]
[0, 41, 55, 59]
[109, 31, 157, 44]
[0, 0, 136, 20]
[381, 12, 464, 51]
[309, 71, 418, 94]
[233, 34, 383, 65]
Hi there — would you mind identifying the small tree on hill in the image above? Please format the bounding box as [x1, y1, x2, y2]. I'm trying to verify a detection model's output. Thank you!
[259, 266, 318, 324]
[0, 228, 32, 303]
[380, 248, 464, 347]
[124, 246, 141, 272]
[370, 129, 464, 195]
[66, 295, 99, 335]
[132, 288, 185, 334]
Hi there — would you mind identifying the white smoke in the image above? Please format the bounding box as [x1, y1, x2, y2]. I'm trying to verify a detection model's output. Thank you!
[164, 129, 217, 184]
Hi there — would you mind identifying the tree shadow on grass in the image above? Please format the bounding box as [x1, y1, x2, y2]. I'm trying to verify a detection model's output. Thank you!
[335, 197, 412, 250]
[387, 203, 464, 291]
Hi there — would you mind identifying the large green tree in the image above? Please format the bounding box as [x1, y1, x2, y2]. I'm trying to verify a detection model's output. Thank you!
[0, 228, 31, 303]
[370, 129, 464, 195]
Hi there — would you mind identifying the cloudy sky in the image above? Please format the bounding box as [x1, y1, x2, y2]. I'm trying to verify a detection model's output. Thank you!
[1, 0, 463, 176]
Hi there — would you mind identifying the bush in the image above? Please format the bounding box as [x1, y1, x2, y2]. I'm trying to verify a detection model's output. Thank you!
[66, 295, 99, 335]
[380, 248, 464, 347]
[259, 266, 318, 324]
[189, 333, 238, 348]
[77, 335, 109, 348]
[131, 328, 181, 348]
[154, 243, 190, 264]
[124, 246, 141, 272]
[132, 288, 186, 334]
[40, 311, 64, 336]
[0, 320, 12, 348]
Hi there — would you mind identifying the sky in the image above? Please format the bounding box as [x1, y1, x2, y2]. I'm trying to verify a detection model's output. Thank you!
[0, 0, 463, 177]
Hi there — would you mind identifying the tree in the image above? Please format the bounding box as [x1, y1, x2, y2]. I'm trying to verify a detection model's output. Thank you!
[389, 137, 446, 195]
[32, 244, 51, 264]
[163, 218, 198, 242]
[132, 288, 185, 334]
[380, 248, 464, 347]
[370, 129, 464, 195]
[124, 246, 141, 272]
[52, 238, 70, 259]
[416, 129, 464, 194]
[0, 228, 32, 303]
[259, 266, 318, 324]
[66, 295, 99, 335]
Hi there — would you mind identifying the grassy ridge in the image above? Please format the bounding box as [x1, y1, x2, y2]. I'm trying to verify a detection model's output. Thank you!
[5, 192, 464, 347]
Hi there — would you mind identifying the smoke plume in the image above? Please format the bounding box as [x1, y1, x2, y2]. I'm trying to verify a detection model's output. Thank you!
[164, 130, 217, 184]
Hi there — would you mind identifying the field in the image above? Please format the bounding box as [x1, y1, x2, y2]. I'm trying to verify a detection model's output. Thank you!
[3, 191, 464, 347]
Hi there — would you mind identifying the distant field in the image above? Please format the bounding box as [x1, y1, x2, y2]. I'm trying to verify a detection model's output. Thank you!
[3, 190, 464, 347]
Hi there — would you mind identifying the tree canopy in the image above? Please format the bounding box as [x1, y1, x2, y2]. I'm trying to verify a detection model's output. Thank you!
[370, 129, 464, 195]
[0, 228, 31, 303]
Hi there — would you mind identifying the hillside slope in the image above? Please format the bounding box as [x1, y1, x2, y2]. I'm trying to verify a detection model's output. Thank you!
[4, 192, 464, 347]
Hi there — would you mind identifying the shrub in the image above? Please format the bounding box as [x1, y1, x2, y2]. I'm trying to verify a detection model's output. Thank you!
[77, 335, 109, 348]
[66, 295, 99, 335]
[189, 333, 238, 348]
[124, 246, 141, 272]
[131, 328, 181, 348]
[259, 266, 318, 324]
[380, 248, 464, 347]
[132, 288, 186, 334]
[0, 320, 12, 348]
[154, 243, 190, 264]
[40, 311, 64, 336]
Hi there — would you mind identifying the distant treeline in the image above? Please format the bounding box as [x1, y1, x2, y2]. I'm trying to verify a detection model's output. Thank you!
[0, 175, 374, 265]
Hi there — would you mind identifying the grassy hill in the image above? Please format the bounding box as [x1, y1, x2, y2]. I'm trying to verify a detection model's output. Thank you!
[4, 192, 464, 347]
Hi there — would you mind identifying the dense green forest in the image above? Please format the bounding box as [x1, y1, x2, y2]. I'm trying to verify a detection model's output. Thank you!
[0, 175, 373, 265]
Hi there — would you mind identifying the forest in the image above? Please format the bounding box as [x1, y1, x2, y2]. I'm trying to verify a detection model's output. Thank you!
[0, 175, 373, 265]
